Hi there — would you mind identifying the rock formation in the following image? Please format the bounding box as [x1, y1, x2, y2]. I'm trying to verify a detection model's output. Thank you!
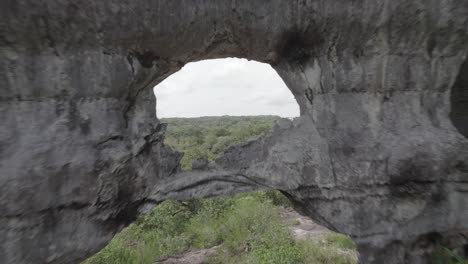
[0, 1, 467, 263]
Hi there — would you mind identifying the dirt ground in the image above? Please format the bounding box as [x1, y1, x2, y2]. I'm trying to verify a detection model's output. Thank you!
[278, 207, 331, 241]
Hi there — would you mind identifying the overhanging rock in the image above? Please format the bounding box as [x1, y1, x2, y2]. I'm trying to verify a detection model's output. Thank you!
[0, 1, 467, 263]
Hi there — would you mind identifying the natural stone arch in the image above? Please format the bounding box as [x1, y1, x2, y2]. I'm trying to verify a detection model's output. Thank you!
[1, 1, 468, 264]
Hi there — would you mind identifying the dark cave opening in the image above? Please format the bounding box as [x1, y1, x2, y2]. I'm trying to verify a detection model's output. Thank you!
[450, 58, 468, 139]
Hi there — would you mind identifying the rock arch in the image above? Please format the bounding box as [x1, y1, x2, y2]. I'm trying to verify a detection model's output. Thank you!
[0, 1, 467, 263]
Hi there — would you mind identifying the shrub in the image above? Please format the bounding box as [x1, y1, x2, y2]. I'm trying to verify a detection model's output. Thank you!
[432, 247, 468, 264]
[264, 190, 291, 207]
[133, 200, 192, 236]
[247, 223, 304, 264]
[324, 233, 356, 250]
[205, 197, 305, 264]
[82, 235, 133, 264]
[83, 200, 193, 264]
[297, 240, 357, 264]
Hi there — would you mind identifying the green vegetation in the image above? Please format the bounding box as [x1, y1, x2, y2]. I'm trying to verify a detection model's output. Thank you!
[432, 247, 468, 264]
[83, 193, 356, 264]
[83, 116, 359, 264]
[324, 233, 356, 251]
[162, 116, 279, 170]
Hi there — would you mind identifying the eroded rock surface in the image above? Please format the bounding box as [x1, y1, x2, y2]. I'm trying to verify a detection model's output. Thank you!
[1, 1, 467, 263]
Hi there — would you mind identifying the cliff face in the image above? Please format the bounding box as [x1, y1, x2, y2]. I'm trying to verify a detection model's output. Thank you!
[1, 1, 467, 263]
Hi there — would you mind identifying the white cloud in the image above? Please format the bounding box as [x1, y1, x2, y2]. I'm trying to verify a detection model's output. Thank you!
[154, 58, 299, 118]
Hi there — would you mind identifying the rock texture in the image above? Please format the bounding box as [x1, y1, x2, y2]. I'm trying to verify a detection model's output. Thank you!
[1, 1, 467, 263]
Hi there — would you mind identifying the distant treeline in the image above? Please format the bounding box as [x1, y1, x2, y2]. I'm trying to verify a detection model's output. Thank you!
[161, 116, 281, 170]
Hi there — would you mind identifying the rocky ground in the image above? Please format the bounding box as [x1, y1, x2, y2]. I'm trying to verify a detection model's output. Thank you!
[155, 247, 220, 264]
[279, 207, 331, 241]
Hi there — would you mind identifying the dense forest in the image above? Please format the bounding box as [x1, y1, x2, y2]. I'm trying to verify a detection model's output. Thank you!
[162, 116, 281, 170]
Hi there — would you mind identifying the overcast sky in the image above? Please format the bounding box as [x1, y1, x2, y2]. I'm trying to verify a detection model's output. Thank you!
[154, 58, 299, 118]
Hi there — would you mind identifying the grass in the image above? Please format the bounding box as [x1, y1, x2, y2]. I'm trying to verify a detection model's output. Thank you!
[324, 233, 356, 251]
[82, 191, 358, 264]
[297, 239, 356, 264]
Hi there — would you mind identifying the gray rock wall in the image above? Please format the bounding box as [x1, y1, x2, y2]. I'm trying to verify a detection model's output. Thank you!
[1, 1, 467, 263]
